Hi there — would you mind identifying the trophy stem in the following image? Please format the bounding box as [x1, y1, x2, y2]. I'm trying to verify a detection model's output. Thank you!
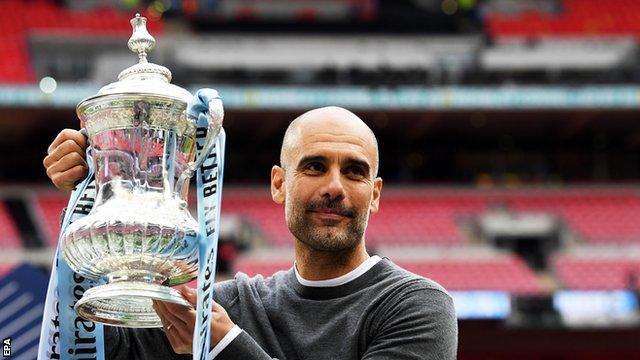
[106, 269, 167, 284]
[75, 271, 191, 328]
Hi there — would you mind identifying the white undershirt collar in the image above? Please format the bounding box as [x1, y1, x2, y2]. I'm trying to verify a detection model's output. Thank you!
[294, 255, 382, 287]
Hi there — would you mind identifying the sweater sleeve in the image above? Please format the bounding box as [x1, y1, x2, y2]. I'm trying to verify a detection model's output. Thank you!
[214, 330, 279, 360]
[361, 286, 458, 360]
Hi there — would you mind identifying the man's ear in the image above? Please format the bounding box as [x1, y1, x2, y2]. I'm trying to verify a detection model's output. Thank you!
[369, 177, 383, 214]
[271, 165, 285, 204]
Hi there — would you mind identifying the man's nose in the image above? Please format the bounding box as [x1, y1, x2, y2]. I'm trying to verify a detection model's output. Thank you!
[320, 167, 346, 201]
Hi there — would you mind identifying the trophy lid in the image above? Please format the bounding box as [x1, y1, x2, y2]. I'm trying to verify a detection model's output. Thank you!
[85, 14, 191, 103]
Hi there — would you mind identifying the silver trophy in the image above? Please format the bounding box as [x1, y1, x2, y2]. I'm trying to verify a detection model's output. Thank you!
[60, 14, 223, 327]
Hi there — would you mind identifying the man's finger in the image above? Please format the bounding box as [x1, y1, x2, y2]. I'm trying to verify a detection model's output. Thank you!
[178, 285, 197, 306]
[163, 301, 197, 322]
[153, 301, 172, 329]
[48, 129, 87, 154]
[45, 152, 88, 179]
[45, 139, 86, 166]
[163, 322, 191, 354]
[51, 164, 88, 192]
[155, 300, 192, 327]
[154, 301, 193, 354]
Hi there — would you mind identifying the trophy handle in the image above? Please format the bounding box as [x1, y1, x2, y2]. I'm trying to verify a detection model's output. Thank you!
[175, 95, 224, 193]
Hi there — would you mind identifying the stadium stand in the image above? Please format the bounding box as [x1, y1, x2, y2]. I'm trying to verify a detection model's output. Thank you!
[233, 258, 292, 278]
[554, 254, 640, 290]
[0, 0, 162, 83]
[2, 0, 640, 358]
[218, 190, 482, 247]
[486, 0, 640, 39]
[502, 190, 640, 244]
[0, 201, 21, 249]
[366, 194, 484, 246]
[32, 194, 66, 247]
[173, 35, 481, 72]
[397, 256, 545, 294]
[480, 38, 637, 72]
[233, 252, 546, 294]
[35, 188, 640, 247]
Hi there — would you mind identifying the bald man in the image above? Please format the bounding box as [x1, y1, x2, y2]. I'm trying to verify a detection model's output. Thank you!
[44, 107, 458, 360]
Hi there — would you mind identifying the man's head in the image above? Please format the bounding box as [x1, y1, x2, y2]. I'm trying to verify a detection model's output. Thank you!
[271, 106, 383, 252]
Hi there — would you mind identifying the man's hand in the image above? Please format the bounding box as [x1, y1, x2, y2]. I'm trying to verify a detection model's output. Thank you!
[43, 129, 88, 193]
[153, 285, 236, 354]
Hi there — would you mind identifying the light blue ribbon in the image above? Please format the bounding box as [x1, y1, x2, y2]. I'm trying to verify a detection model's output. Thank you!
[38, 148, 105, 360]
[190, 89, 226, 360]
[38, 89, 225, 360]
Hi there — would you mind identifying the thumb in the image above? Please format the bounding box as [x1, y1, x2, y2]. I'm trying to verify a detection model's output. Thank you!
[178, 285, 197, 306]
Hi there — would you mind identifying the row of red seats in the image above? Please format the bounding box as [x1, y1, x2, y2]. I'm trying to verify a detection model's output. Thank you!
[553, 255, 640, 290]
[234, 254, 640, 292]
[0, 0, 162, 83]
[232, 255, 545, 294]
[486, 0, 640, 39]
[34, 189, 640, 247]
[506, 194, 640, 244]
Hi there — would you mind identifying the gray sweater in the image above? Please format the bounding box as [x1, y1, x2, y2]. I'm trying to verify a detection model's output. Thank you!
[106, 258, 458, 359]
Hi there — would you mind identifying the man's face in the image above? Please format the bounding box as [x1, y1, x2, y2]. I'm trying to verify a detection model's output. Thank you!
[271, 114, 382, 252]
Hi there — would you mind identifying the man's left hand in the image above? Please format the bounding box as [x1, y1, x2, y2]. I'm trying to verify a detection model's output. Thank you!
[153, 285, 236, 354]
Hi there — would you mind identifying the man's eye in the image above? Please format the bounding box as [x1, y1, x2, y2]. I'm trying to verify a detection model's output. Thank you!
[345, 166, 366, 178]
[305, 162, 324, 173]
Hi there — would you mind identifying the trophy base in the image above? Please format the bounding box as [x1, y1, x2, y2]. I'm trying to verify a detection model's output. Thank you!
[75, 281, 191, 328]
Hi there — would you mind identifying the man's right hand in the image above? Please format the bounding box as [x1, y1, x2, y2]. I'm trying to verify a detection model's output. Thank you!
[43, 129, 89, 193]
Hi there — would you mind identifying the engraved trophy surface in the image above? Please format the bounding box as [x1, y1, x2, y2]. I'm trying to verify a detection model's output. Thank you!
[60, 14, 223, 328]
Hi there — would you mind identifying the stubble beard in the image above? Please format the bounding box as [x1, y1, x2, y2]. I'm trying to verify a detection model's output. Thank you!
[286, 197, 368, 252]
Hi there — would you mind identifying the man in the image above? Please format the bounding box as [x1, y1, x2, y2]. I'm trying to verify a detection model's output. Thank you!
[43, 106, 458, 359]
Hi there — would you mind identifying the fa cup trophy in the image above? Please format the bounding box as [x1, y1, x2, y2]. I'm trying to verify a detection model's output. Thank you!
[59, 14, 223, 328]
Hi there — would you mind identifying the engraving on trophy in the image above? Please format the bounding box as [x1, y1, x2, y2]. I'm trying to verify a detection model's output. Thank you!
[61, 14, 223, 328]
[133, 100, 150, 126]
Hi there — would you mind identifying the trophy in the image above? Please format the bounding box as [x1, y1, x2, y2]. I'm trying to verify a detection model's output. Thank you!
[60, 14, 223, 328]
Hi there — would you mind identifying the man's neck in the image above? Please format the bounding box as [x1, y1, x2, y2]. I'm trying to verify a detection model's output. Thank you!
[294, 240, 370, 281]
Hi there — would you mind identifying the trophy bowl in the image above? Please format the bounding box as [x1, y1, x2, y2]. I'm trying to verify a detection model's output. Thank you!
[59, 14, 223, 328]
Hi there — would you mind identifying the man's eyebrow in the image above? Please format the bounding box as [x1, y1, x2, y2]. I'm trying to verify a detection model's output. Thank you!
[296, 155, 328, 167]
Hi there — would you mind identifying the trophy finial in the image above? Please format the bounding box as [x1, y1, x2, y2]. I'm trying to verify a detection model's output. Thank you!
[117, 13, 172, 83]
[128, 13, 155, 64]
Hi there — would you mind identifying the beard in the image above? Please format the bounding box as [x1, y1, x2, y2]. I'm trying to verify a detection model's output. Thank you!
[286, 196, 368, 252]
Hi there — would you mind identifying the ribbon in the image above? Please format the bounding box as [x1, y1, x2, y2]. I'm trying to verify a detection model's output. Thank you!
[38, 148, 104, 360]
[190, 88, 225, 360]
[38, 89, 225, 360]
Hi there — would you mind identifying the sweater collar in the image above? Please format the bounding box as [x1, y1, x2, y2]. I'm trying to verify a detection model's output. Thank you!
[294, 255, 382, 287]
[287, 256, 391, 300]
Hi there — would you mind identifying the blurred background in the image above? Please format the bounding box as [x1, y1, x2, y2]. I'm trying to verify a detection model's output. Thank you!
[1, 0, 640, 359]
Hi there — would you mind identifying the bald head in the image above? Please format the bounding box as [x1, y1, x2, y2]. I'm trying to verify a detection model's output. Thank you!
[280, 106, 379, 178]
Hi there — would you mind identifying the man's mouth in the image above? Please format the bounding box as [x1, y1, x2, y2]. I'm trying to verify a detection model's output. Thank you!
[309, 209, 348, 220]
[305, 199, 356, 219]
